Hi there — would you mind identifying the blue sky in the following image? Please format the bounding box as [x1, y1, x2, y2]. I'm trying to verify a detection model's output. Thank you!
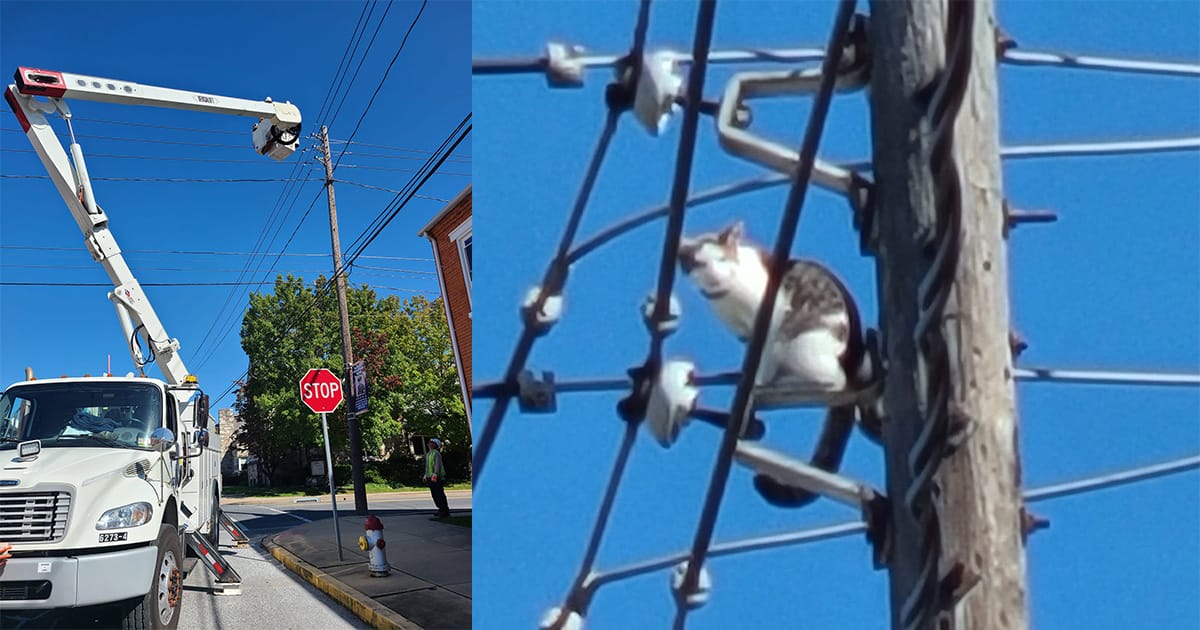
[0, 1, 471, 413]
[473, 2, 1199, 629]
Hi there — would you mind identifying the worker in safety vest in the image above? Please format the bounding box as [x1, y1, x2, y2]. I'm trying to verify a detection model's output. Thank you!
[423, 438, 451, 519]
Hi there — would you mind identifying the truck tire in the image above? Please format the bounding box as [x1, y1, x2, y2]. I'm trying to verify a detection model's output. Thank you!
[121, 524, 183, 630]
[205, 487, 220, 547]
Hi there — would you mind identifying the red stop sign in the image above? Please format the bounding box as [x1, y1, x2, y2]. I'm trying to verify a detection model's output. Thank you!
[300, 368, 344, 414]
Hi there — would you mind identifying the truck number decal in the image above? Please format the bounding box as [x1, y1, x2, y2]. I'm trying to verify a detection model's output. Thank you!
[99, 532, 128, 543]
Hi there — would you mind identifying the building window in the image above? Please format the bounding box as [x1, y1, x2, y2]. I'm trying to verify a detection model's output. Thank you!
[449, 217, 472, 311]
[462, 235, 472, 279]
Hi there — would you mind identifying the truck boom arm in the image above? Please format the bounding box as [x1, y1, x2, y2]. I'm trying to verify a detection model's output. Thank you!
[4, 66, 302, 386]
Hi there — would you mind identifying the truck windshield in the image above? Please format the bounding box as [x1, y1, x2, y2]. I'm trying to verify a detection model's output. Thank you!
[0, 382, 163, 451]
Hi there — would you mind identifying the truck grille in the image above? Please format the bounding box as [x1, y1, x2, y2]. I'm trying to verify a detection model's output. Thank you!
[0, 580, 54, 601]
[0, 492, 71, 542]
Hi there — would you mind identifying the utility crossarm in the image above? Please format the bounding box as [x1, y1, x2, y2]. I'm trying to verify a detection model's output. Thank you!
[4, 66, 302, 387]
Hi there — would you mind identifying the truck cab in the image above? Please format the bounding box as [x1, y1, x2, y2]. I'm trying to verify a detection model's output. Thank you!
[0, 375, 220, 627]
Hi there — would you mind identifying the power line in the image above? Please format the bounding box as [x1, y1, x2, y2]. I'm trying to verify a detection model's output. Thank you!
[328, 138, 472, 159]
[208, 113, 470, 406]
[191, 186, 325, 368]
[309, 0, 375, 128]
[474, 366, 1200, 398]
[0, 147, 288, 164]
[325, 0, 395, 130]
[350, 263, 436, 275]
[315, 162, 470, 175]
[334, 149, 471, 163]
[584, 454, 1200, 589]
[0, 263, 435, 279]
[0, 172, 319, 182]
[472, 44, 1200, 79]
[68, 116, 247, 136]
[331, 0, 429, 172]
[340, 114, 470, 259]
[837, 135, 1200, 170]
[0, 244, 432, 261]
[334, 179, 450, 201]
[1, 127, 250, 149]
[0, 281, 289, 287]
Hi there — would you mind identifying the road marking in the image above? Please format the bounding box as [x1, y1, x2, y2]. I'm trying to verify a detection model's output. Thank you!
[264, 506, 313, 523]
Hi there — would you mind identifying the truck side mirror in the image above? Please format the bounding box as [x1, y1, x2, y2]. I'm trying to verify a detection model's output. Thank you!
[150, 427, 176, 452]
[195, 394, 209, 430]
[194, 429, 210, 449]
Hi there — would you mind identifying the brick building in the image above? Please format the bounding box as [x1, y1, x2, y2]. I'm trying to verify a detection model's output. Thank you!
[418, 184, 471, 437]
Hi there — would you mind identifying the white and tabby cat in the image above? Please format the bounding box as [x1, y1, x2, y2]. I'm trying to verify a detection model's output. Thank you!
[677, 220, 879, 507]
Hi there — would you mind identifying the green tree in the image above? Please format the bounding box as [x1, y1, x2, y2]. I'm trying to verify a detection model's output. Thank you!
[233, 275, 469, 484]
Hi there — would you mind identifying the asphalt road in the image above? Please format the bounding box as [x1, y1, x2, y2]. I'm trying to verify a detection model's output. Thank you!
[2, 490, 471, 630]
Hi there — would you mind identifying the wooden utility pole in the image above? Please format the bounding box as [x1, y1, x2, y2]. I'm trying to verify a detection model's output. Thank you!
[867, 1, 1028, 628]
[319, 125, 368, 516]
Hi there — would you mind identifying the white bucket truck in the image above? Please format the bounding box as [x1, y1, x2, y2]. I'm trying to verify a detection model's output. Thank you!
[0, 66, 302, 629]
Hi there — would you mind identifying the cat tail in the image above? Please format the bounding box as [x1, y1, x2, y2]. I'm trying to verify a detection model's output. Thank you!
[753, 404, 855, 508]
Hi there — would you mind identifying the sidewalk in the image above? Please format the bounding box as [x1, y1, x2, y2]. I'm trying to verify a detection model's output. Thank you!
[260, 490, 472, 630]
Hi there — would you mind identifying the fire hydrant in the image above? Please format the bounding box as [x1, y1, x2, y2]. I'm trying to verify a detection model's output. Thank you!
[357, 515, 390, 577]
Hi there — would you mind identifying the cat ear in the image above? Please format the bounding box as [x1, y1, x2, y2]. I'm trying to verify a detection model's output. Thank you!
[720, 221, 744, 259]
[720, 221, 745, 245]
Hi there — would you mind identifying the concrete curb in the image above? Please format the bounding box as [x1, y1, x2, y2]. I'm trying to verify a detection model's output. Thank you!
[262, 535, 423, 630]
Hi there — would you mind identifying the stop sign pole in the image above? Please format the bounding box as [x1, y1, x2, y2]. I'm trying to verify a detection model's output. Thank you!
[300, 368, 345, 561]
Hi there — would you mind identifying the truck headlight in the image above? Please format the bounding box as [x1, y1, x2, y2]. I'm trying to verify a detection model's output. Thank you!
[96, 502, 153, 530]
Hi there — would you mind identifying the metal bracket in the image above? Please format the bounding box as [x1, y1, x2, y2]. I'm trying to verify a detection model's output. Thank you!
[1020, 505, 1050, 544]
[714, 14, 871, 197]
[516, 370, 557, 413]
[733, 441, 881, 511]
[1002, 199, 1058, 238]
[862, 490, 892, 570]
[752, 378, 875, 411]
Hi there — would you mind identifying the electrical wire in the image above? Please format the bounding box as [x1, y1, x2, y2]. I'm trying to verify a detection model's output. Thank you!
[1, 147, 290, 164]
[327, 137, 473, 159]
[330, 0, 429, 172]
[672, 3, 857, 626]
[1, 174, 320, 183]
[472, 44, 1200, 79]
[206, 114, 468, 407]
[325, 0, 396, 130]
[319, 162, 470, 175]
[333, 179, 450, 201]
[0, 245, 432, 261]
[583, 454, 1200, 590]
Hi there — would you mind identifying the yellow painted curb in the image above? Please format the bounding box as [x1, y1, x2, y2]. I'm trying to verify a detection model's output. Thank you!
[262, 536, 423, 630]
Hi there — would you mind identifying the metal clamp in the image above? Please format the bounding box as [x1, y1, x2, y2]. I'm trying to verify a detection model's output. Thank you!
[670, 560, 712, 610]
[516, 370, 557, 414]
[545, 43, 588, 88]
[645, 360, 698, 448]
[617, 52, 683, 136]
[641, 291, 681, 335]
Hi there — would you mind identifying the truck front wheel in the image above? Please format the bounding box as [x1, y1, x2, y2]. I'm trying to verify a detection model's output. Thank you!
[121, 524, 183, 630]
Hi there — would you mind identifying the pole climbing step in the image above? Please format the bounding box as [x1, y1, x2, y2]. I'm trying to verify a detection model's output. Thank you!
[186, 530, 242, 595]
[219, 509, 249, 548]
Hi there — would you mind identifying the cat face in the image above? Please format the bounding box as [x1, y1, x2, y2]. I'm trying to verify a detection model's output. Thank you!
[677, 221, 751, 294]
